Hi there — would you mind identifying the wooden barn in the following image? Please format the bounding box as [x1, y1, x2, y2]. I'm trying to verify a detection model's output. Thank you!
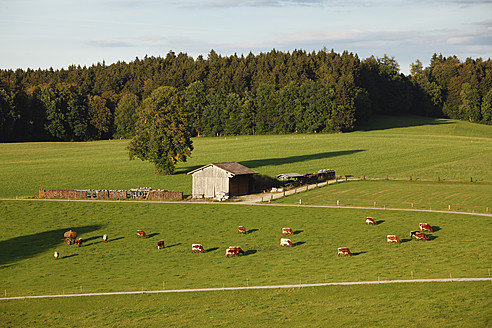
[187, 162, 258, 199]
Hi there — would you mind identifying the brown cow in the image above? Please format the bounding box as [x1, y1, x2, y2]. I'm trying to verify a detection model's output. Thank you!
[338, 247, 352, 256]
[137, 230, 147, 238]
[365, 217, 376, 225]
[226, 246, 244, 257]
[282, 227, 294, 235]
[419, 223, 433, 232]
[387, 235, 401, 243]
[192, 244, 205, 253]
[238, 226, 246, 234]
[157, 240, 164, 249]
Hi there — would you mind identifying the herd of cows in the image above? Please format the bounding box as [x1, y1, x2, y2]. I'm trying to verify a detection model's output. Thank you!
[53, 219, 435, 260]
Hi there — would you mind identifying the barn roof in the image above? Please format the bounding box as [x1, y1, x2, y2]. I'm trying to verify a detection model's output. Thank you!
[187, 162, 258, 176]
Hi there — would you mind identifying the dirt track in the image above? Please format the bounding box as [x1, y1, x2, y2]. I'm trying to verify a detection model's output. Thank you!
[1, 278, 490, 301]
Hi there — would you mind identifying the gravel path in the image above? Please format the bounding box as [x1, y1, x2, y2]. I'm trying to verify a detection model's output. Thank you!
[1, 278, 490, 301]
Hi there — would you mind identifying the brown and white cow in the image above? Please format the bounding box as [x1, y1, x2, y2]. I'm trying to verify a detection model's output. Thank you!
[157, 240, 164, 249]
[102, 234, 108, 243]
[280, 238, 293, 247]
[238, 226, 246, 234]
[77, 238, 83, 247]
[54, 251, 59, 260]
[282, 227, 294, 235]
[413, 232, 429, 241]
[226, 246, 244, 257]
[338, 247, 352, 256]
[419, 223, 433, 232]
[387, 235, 401, 243]
[192, 244, 205, 253]
[365, 217, 376, 225]
[137, 230, 147, 238]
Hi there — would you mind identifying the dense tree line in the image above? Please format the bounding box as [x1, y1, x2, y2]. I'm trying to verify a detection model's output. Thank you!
[0, 49, 490, 142]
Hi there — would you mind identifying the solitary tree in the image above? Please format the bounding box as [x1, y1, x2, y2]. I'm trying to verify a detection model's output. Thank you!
[127, 86, 193, 174]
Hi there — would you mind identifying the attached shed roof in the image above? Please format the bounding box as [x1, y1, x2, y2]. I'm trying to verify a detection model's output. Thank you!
[276, 173, 305, 180]
[187, 162, 258, 176]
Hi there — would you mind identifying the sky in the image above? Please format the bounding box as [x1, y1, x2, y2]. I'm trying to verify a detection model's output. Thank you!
[1, 0, 491, 75]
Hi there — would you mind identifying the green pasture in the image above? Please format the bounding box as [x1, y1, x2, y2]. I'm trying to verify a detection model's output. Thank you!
[1, 200, 490, 297]
[276, 180, 492, 213]
[1, 282, 490, 327]
[0, 116, 491, 199]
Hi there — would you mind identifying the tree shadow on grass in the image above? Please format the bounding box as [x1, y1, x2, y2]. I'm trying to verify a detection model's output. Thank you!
[243, 250, 257, 256]
[247, 229, 259, 234]
[240, 150, 365, 169]
[293, 241, 306, 247]
[176, 150, 365, 174]
[205, 247, 219, 253]
[0, 225, 102, 266]
[147, 233, 160, 239]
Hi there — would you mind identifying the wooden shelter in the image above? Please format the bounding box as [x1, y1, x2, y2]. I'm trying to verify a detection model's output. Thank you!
[187, 162, 258, 199]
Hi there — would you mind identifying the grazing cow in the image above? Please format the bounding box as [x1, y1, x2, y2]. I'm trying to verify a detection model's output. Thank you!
[419, 223, 433, 232]
[137, 230, 147, 238]
[238, 226, 246, 234]
[413, 232, 429, 241]
[157, 240, 164, 249]
[387, 235, 401, 243]
[365, 217, 376, 225]
[226, 246, 244, 257]
[192, 244, 205, 253]
[54, 251, 59, 260]
[77, 238, 83, 247]
[102, 234, 108, 243]
[338, 247, 352, 256]
[280, 238, 293, 247]
[282, 227, 294, 235]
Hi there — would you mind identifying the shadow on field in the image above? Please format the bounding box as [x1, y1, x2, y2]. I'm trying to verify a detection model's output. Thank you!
[61, 254, 78, 259]
[0, 225, 102, 266]
[293, 230, 303, 235]
[293, 241, 306, 247]
[240, 150, 365, 169]
[247, 229, 259, 234]
[357, 115, 450, 132]
[428, 235, 439, 241]
[108, 236, 125, 243]
[85, 240, 102, 247]
[375, 220, 385, 225]
[147, 233, 160, 239]
[205, 247, 219, 252]
[244, 250, 257, 256]
[400, 238, 412, 243]
[83, 236, 100, 242]
[431, 226, 441, 232]
[352, 251, 366, 256]
[166, 243, 182, 248]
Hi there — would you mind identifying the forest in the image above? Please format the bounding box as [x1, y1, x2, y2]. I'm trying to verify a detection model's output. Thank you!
[1, 49, 491, 142]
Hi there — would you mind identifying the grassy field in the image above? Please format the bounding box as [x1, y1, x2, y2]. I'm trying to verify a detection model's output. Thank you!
[1, 282, 490, 327]
[275, 180, 492, 213]
[0, 116, 491, 198]
[1, 115, 491, 326]
[1, 200, 490, 297]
